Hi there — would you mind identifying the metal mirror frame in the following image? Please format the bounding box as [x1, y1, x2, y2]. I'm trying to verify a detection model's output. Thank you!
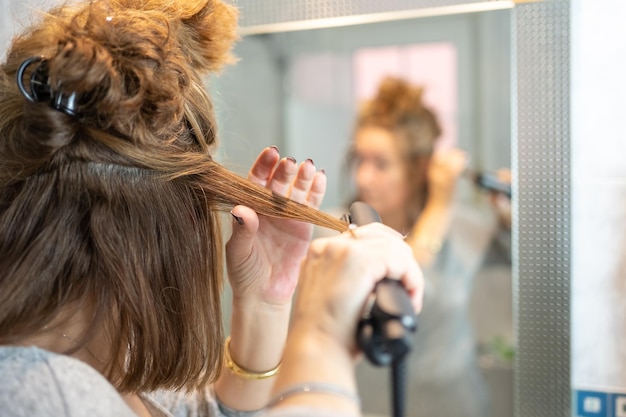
[513, 1, 570, 416]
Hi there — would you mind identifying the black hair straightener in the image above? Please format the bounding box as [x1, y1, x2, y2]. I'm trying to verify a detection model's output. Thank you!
[342, 201, 418, 417]
[464, 169, 512, 199]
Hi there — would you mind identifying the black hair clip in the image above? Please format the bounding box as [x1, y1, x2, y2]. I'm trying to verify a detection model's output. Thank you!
[16, 56, 79, 117]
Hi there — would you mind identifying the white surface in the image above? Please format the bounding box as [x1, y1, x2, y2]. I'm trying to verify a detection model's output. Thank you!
[571, 0, 626, 391]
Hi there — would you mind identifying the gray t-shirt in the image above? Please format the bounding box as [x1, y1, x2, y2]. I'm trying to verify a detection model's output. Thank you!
[0, 346, 353, 417]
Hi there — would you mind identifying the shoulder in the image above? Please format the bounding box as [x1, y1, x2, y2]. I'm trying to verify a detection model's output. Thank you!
[151, 386, 283, 417]
[148, 386, 221, 417]
[0, 346, 135, 417]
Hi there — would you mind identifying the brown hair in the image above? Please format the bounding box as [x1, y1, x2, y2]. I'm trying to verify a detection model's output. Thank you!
[352, 76, 442, 226]
[0, 0, 346, 393]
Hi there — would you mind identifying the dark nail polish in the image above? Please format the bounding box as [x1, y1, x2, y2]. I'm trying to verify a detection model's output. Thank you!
[286, 156, 297, 164]
[305, 158, 315, 165]
[231, 212, 244, 225]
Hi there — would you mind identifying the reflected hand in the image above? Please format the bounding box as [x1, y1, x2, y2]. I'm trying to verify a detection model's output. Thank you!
[427, 147, 467, 205]
[226, 147, 327, 306]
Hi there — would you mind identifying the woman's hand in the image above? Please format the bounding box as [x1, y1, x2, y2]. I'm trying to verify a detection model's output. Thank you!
[293, 222, 424, 354]
[225, 146, 327, 306]
[426, 148, 467, 206]
[270, 223, 424, 414]
[216, 147, 327, 411]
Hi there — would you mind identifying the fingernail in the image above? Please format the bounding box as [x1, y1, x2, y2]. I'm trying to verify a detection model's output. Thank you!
[305, 158, 315, 165]
[269, 145, 279, 153]
[320, 169, 326, 175]
[230, 211, 244, 225]
[286, 156, 297, 164]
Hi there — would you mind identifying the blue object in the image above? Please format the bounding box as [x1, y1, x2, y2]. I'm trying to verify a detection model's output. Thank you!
[574, 389, 626, 417]
[576, 390, 608, 417]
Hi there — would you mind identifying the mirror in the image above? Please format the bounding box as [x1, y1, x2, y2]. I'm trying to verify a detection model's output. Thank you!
[214, 7, 514, 417]
[0, 1, 576, 416]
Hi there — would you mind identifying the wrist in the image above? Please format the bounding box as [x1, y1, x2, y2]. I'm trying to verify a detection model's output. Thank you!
[224, 335, 281, 380]
[271, 326, 358, 414]
[231, 295, 293, 314]
[287, 319, 358, 364]
[227, 298, 292, 373]
[215, 300, 291, 410]
[267, 382, 360, 412]
[282, 326, 358, 382]
[424, 193, 454, 211]
[231, 284, 297, 308]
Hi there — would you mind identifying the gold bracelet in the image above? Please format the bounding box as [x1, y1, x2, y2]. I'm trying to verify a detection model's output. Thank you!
[224, 336, 281, 380]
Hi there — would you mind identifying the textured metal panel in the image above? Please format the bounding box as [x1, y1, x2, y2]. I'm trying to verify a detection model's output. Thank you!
[513, 1, 571, 417]
[233, 0, 507, 27]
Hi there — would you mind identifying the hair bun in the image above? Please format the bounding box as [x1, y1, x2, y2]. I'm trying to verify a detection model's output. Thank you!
[106, 0, 239, 73]
[176, 0, 240, 72]
[1, 0, 239, 174]
[371, 76, 425, 119]
[356, 76, 441, 153]
[45, 0, 237, 139]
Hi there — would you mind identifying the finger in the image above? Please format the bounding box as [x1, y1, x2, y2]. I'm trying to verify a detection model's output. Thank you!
[375, 239, 420, 288]
[267, 157, 298, 196]
[306, 235, 333, 257]
[342, 225, 423, 309]
[340, 222, 405, 241]
[399, 252, 424, 313]
[225, 205, 260, 264]
[306, 171, 327, 209]
[248, 146, 281, 187]
[368, 238, 424, 313]
[287, 159, 316, 203]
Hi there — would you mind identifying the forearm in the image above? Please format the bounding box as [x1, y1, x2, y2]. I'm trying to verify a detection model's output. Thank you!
[214, 298, 291, 411]
[407, 199, 454, 267]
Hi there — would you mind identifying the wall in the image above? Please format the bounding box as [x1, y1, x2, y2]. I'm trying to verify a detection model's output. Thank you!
[571, 0, 626, 415]
[0, 0, 75, 56]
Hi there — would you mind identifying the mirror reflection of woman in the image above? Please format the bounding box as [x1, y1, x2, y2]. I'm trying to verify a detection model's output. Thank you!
[347, 77, 489, 417]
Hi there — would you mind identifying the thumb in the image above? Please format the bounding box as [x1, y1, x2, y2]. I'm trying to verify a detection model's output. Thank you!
[226, 205, 260, 263]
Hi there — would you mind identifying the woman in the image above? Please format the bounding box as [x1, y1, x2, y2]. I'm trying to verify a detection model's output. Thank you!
[0, 2, 423, 417]
[348, 77, 490, 417]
